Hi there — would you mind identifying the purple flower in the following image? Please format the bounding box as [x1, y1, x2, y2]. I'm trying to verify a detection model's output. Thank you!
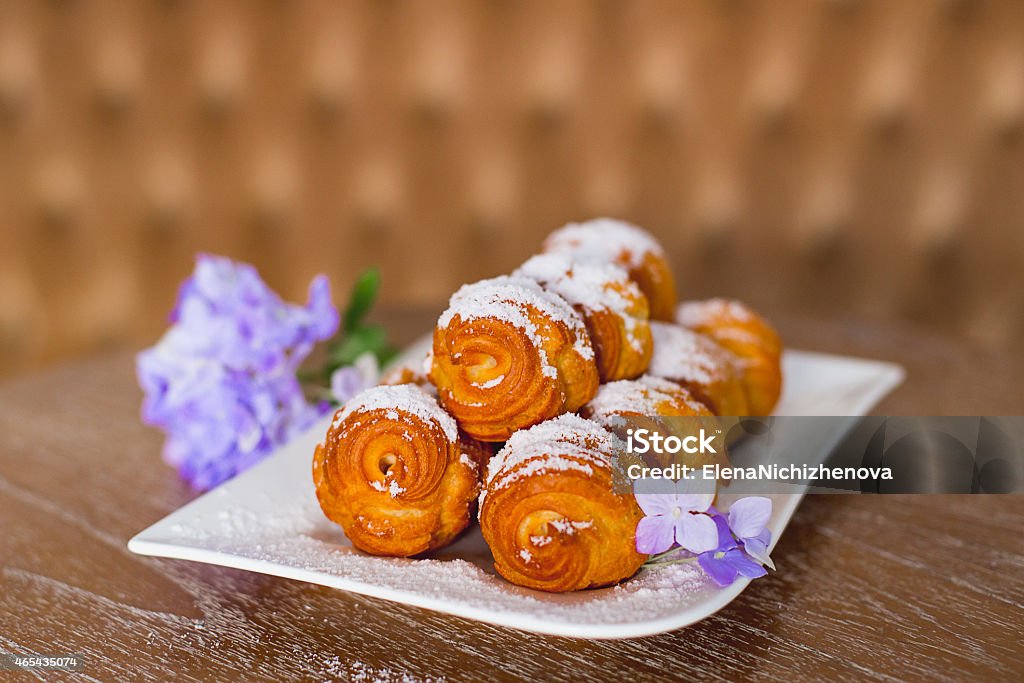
[728, 496, 775, 569]
[696, 498, 774, 587]
[329, 352, 380, 404]
[697, 547, 768, 587]
[634, 480, 719, 555]
[137, 254, 338, 490]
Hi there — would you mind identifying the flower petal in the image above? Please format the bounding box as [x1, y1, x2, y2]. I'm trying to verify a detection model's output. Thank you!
[727, 496, 773, 540]
[743, 536, 775, 571]
[331, 366, 367, 404]
[635, 515, 676, 554]
[711, 512, 738, 552]
[675, 492, 715, 513]
[353, 351, 381, 385]
[724, 549, 768, 579]
[633, 479, 679, 516]
[675, 513, 720, 554]
[135, 254, 339, 491]
[306, 274, 340, 340]
[698, 552, 738, 587]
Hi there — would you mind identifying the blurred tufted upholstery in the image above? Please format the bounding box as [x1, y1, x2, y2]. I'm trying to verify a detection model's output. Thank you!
[1, 0, 1022, 377]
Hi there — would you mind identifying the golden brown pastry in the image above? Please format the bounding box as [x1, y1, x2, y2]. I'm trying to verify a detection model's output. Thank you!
[515, 253, 652, 382]
[542, 218, 677, 321]
[478, 414, 646, 592]
[676, 299, 782, 416]
[379, 353, 433, 390]
[647, 321, 750, 417]
[582, 375, 714, 425]
[582, 375, 726, 472]
[428, 276, 599, 442]
[313, 384, 490, 557]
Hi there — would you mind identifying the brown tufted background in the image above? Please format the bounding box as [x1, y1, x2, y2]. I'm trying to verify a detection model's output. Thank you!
[1, 0, 1023, 378]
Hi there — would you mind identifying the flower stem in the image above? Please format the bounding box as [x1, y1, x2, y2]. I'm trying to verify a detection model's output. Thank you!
[641, 548, 701, 569]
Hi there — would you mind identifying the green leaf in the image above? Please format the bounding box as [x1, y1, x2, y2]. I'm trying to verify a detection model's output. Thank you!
[343, 268, 381, 333]
[327, 324, 395, 369]
[376, 343, 399, 366]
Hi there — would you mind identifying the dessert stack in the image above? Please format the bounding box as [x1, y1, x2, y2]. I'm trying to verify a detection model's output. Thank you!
[314, 218, 782, 592]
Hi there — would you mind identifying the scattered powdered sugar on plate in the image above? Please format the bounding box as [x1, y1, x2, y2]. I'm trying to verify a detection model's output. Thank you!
[175, 507, 713, 629]
[333, 384, 458, 443]
[543, 218, 664, 268]
[148, 415, 726, 631]
[132, 345, 906, 636]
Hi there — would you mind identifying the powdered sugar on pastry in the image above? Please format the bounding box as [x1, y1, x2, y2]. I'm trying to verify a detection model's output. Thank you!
[516, 253, 648, 354]
[459, 451, 478, 471]
[484, 414, 620, 486]
[437, 275, 595, 365]
[647, 322, 731, 386]
[516, 253, 635, 318]
[548, 519, 593, 535]
[481, 415, 625, 506]
[473, 374, 505, 389]
[584, 375, 708, 418]
[333, 384, 458, 442]
[378, 351, 435, 393]
[676, 298, 754, 327]
[543, 218, 665, 268]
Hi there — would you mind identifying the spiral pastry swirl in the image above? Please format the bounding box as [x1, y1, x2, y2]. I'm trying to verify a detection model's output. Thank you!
[478, 414, 646, 592]
[648, 322, 750, 417]
[313, 385, 489, 556]
[429, 276, 599, 442]
[676, 299, 782, 416]
[542, 218, 677, 321]
[515, 253, 653, 382]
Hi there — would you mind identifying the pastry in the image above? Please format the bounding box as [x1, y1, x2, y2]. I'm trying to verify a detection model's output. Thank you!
[676, 299, 782, 416]
[647, 321, 749, 416]
[478, 414, 646, 592]
[582, 375, 714, 425]
[542, 218, 677, 321]
[379, 352, 434, 391]
[515, 253, 653, 382]
[428, 276, 599, 442]
[582, 375, 726, 472]
[313, 384, 490, 556]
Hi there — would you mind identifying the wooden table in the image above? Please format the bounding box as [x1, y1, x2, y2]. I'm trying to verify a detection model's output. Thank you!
[1, 310, 1022, 682]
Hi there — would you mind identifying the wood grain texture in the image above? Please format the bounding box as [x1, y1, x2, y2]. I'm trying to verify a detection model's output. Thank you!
[3, 0, 1024, 377]
[0, 310, 1022, 682]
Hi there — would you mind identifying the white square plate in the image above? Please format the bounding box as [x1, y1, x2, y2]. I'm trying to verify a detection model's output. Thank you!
[129, 348, 903, 639]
